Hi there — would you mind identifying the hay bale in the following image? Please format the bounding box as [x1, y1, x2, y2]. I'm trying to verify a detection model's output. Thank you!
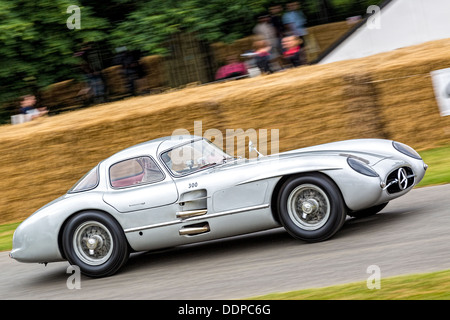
[140, 55, 167, 89]
[102, 65, 128, 97]
[40, 80, 84, 110]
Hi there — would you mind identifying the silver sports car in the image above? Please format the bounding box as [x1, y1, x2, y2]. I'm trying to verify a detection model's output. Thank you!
[10, 135, 427, 277]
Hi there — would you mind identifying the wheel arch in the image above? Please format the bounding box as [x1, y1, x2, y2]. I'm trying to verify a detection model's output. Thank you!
[270, 171, 348, 224]
[57, 209, 131, 260]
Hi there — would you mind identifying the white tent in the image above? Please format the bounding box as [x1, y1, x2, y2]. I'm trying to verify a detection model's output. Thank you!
[318, 0, 450, 64]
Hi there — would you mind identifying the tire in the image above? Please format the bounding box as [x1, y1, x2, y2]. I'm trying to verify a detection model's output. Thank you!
[348, 202, 389, 219]
[62, 211, 130, 278]
[278, 174, 346, 242]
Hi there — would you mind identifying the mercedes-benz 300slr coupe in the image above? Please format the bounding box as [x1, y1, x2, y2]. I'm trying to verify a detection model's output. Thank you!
[10, 135, 427, 277]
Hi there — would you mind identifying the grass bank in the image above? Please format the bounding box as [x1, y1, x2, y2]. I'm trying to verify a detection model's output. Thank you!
[416, 145, 450, 187]
[0, 222, 20, 252]
[250, 269, 450, 300]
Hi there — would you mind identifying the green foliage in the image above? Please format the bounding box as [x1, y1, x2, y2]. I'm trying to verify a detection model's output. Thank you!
[109, 0, 270, 55]
[0, 0, 385, 121]
[0, 0, 108, 109]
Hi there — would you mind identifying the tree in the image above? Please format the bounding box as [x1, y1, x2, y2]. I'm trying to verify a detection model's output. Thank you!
[0, 0, 108, 110]
[0, 0, 384, 123]
[109, 0, 270, 55]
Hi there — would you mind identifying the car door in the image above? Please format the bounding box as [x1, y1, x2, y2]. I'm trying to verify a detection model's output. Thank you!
[102, 156, 178, 216]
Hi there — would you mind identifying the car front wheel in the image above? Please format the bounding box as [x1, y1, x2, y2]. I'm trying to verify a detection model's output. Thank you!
[62, 211, 129, 278]
[278, 174, 346, 242]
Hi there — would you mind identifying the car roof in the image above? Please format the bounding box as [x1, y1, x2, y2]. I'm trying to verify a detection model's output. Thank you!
[104, 135, 201, 164]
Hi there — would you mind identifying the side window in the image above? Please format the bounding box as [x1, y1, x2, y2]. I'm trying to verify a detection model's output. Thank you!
[110, 157, 164, 188]
[69, 166, 99, 193]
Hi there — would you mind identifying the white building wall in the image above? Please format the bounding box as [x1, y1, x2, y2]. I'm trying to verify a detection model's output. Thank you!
[319, 0, 450, 64]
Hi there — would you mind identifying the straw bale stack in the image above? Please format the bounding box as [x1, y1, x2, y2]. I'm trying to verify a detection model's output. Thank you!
[140, 55, 167, 89]
[210, 36, 256, 66]
[102, 65, 128, 97]
[40, 79, 84, 111]
[306, 21, 354, 61]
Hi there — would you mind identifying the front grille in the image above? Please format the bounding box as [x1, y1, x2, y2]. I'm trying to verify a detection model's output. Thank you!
[385, 167, 415, 194]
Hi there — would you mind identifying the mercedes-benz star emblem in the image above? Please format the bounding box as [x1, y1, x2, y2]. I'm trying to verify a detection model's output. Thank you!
[397, 168, 409, 191]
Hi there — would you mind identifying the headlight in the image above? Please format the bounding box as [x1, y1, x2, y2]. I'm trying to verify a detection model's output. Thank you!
[393, 141, 422, 160]
[347, 157, 379, 177]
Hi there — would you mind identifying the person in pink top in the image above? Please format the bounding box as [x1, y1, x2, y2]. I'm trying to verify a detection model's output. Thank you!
[282, 35, 307, 67]
[215, 56, 248, 80]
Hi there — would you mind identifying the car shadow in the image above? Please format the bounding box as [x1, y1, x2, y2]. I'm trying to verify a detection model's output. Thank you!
[336, 205, 426, 240]
[123, 227, 294, 271]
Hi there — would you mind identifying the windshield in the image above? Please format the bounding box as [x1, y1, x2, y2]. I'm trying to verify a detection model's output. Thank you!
[161, 139, 233, 176]
[68, 166, 99, 193]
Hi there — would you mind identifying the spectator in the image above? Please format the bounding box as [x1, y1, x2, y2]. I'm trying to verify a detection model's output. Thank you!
[269, 5, 285, 54]
[120, 49, 145, 96]
[215, 56, 248, 80]
[282, 35, 307, 67]
[282, 2, 308, 44]
[19, 94, 48, 120]
[253, 39, 273, 74]
[75, 44, 107, 104]
[253, 14, 278, 54]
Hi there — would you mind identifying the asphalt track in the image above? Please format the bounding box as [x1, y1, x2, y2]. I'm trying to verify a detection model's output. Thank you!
[1, 184, 450, 300]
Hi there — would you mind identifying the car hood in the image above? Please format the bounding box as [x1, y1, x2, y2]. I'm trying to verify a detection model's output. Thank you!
[277, 138, 394, 165]
[215, 138, 393, 170]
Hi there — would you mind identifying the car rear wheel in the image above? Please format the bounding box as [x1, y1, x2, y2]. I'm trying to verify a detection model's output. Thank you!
[278, 174, 346, 242]
[62, 211, 129, 278]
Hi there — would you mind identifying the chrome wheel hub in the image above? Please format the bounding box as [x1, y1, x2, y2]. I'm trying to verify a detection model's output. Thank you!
[300, 199, 319, 218]
[73, 221, 113, 266]
[287, 184, 331, 231]
[86, 235, 104, 256]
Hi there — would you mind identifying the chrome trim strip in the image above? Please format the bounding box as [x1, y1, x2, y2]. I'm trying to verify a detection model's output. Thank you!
[176, 209, 208, 219]
[124, 204, 269, 233]
[124, 220, 180, 233]
[185, 204, 269, 222]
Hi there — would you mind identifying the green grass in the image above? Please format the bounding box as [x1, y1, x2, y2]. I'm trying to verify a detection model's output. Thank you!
[249, 269, 450, 300]
[417, 145, 450, 187]
[0, 222, 20, 252]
